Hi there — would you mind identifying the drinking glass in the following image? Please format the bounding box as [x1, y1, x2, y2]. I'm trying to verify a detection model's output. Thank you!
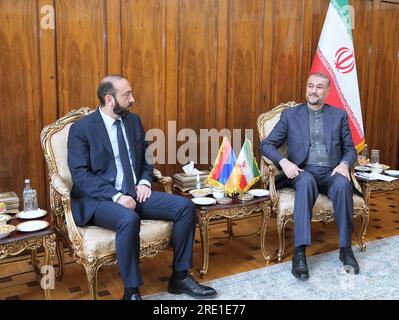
[370, 149, 380, 164]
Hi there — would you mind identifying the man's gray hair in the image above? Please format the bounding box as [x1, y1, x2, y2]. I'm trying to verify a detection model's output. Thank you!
[309, 72, 331, 88]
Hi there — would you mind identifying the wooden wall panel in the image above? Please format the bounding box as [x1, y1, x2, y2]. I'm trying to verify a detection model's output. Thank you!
[351, 0, 373, 131]
[177, 0, 217, 132]
[0, 0, 46, 207]
[121, 0, 165, 131]
[55, 0, 107, 115]
[270, 0, 305, 105]
[310, 0, 329, 57]
[177, 0, 217, 167]
[369, 1, 399, 166]
[107, 0, 122, 75]
[227, 0, 263, 154]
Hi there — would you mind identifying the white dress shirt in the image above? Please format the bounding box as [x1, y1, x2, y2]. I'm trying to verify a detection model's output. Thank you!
[99, 107, 151, 202]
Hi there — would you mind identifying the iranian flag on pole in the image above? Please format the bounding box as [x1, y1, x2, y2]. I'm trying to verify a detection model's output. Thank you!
[310, 0, 365, 152]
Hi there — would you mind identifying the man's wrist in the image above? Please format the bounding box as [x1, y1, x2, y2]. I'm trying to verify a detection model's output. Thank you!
[340, 161, 349, 168]
[112, 192, 122, 203]
[138, 179, 152, 189]
[279, 158, 288, 166]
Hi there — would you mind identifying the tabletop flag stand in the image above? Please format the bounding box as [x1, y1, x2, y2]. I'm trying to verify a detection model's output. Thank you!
[225, 138, 260, 199]
[207, 137, 260, 199]
[207, 136, 237, 196]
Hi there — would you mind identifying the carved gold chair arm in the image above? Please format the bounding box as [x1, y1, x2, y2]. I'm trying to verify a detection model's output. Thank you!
[350, 167, 372, 206]
[153, 168, 172, 194]
[261, 155, 280, 214]
[50, 173, 83, 252]
[350, 167, 363, 194]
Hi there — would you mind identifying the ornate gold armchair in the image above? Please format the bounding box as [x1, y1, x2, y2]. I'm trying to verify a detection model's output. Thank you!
[40, 107, 173, 299]
[257, 101, 369, 262]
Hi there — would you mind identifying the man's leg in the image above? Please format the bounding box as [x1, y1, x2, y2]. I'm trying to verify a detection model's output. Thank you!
[323, 173, 354, 247]
[136, 191, 217, 298]
[289, 170, 319, 280]
[136, 191, 196, 272]
[91, 201, 142, 288]
[291, 171, 319, 246]
[323, 172, 359, 274]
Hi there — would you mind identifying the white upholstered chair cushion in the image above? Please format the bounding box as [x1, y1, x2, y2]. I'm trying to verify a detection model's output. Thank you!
[278, 187, 365, 216]
[78, 220, 173, 259]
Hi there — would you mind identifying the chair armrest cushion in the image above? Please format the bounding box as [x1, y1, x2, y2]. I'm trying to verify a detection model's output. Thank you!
[51, 173, 71, 197]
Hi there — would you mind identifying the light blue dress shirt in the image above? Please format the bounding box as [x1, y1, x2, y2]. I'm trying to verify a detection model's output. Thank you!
[99, 107, 151, 202]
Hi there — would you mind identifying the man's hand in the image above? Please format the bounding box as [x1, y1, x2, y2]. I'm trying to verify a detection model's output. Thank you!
[331, 162, 350, 181]
[279, 158, 304, 179]
[136, 184, 152, 203]
[117, 195, 137, 210]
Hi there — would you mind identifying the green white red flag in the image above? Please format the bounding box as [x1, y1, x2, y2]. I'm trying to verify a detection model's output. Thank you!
[225, 138, 260, 194]
[310, 0, 365, 152]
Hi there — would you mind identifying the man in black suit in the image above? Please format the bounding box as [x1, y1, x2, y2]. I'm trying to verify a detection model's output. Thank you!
[261, 73, 360, 280]
[67, 75, 217, 300]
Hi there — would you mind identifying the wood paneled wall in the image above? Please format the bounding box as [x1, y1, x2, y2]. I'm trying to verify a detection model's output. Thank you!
[0, 0, 398, 208]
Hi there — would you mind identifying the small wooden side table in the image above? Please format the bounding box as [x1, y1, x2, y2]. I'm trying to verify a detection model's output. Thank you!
[0, 214, 56, 300]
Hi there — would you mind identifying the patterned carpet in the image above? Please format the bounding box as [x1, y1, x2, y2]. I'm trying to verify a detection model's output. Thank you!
[148, 235, 399, 300]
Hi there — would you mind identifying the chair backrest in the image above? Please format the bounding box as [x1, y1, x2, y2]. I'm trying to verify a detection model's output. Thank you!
[41, 107, 95, 191]
[41, 107, 95, 236]
[257, 101, 299, 178]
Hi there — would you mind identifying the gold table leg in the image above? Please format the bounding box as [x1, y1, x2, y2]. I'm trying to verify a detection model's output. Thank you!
[198, 210, 209, 278]
[260, 202, 271, 263]
[42, 234, 57, 300]
[227, 218, 233, 238]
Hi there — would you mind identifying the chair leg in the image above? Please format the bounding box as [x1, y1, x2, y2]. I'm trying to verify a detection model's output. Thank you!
[56, 239, 65, 280]
[358, 209, 369, 252]
[84, 264, 98, 300]
[277, 217, 286, 262]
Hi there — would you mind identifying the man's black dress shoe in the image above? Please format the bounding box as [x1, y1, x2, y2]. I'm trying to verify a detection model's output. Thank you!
[168, 274, 217, 299]
[122, 293, 142, 300]
[339, 247, 360, 274]
[291, 251, 309, 280]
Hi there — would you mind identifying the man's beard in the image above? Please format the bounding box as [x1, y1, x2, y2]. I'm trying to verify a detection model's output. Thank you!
[112, 96, 131, 117]
[307, 95, 322, 106]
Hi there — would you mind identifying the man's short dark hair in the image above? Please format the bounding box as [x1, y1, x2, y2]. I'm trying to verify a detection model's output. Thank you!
[97, 75, 126, 106]
[309, 72, 331, 88]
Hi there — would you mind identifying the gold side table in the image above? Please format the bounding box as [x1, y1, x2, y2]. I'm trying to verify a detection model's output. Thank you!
[358, 178, 399, 216]
[186, 194, 271, 278]
[0, 215, 57, 300]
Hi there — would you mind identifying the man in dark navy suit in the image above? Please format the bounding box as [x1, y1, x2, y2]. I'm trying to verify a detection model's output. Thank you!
[261, 73, 360, 280]
[67, 75, 216, 300]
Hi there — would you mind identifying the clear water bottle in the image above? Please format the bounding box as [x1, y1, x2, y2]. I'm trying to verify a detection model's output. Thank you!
[23, 179, 38, 212]
[196, 173, 201, 189]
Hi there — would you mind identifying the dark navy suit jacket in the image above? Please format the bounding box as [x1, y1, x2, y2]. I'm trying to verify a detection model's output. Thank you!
[260, 103, 357, 170]
[67, 108, 154, 226]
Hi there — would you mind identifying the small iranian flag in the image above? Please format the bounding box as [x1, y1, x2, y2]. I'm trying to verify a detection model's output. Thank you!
[310, 0, 365, 152]
[225, 138, 260, 194]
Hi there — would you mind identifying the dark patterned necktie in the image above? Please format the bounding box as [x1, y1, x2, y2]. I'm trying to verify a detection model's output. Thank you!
[115, 120, 136, 198]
